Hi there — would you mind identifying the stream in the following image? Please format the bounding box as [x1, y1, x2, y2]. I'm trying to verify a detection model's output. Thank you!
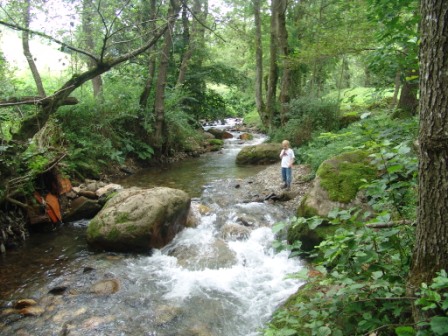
[0, 121, 305, 336]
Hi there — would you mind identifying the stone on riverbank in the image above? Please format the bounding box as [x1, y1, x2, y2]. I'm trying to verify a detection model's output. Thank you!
[86, 187, 191, 253]
[235, 143, 282, 165]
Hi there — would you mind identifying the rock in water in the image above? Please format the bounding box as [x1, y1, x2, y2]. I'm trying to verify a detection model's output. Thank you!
[86, 187, 191, 253]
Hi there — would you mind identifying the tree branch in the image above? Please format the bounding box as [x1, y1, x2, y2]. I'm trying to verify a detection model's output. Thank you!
[0, 20, 100, 62]
[366, 220, 415, 229]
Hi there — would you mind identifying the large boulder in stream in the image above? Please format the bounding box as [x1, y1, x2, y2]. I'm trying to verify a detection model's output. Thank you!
[235, 143, 281, 165]
[86, 187, 191, 253]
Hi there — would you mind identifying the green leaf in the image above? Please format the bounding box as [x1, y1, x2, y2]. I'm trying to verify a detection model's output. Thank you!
[317, 326, 332, 336]
[371, 271, 383, 280]
[430, 316, 448, 335]
[281, 329, 297, 336]
[387, 164, 403, 174]
[308, 217, 324, 230]
[272, 222, 287, 234]
[395, 326, 415, 336]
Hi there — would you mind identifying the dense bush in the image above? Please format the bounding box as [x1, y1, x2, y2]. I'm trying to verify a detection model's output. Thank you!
[269, 97, 340, 146]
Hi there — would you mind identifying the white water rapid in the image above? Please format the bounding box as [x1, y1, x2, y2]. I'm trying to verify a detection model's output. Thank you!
[1, 119, 305, 336]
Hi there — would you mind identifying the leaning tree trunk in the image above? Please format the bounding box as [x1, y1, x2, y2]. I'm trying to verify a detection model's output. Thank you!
[407, 0, 448, 326]
[22, 0, 46, 97]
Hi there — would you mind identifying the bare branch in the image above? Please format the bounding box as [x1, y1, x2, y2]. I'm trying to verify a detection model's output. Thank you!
[184, 3, 226, 43]
[0, 20, 100, 62]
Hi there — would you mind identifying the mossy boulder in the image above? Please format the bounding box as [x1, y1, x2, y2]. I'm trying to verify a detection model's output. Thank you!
[291, 150, 376, 252]
[316, 150, 376, 203]
[235, 143, 281, 165]
[339, 112, 361, 128]
[208, 139, 224, 151]
[86, 187, 191, 253]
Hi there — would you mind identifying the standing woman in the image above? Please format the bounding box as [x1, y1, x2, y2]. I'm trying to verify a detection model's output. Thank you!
[279, 140, 295, 190]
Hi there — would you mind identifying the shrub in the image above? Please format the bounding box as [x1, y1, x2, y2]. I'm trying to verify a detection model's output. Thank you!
[269, 97, 340, 146]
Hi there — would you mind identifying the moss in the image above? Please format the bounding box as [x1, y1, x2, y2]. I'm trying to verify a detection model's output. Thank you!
[87, 218, 101, 239]
[209, 139, 224, 146]
[296, 195, 318, 218]
[126, 224, 139, 233]
[105, 191, 118, 203]
[236, 143, 281, 165]
[317, 150, 376, 203]
[115, 212, 130, 224]
[208, 139, 224, 151]
[339, 113, 360, 128]
[107, 227, 120, 240]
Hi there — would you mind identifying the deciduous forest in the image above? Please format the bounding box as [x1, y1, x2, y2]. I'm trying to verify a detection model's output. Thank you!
[0, 0, 447, 335]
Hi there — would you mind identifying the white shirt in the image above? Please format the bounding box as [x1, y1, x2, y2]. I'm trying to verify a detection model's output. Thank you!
[280, 148, 295, 168]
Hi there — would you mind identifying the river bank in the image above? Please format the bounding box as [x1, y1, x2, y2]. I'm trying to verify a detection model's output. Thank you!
[1, 129, 312, 336]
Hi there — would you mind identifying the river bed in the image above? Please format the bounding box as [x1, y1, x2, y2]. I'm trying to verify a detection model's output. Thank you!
[0, 126, 305, 336]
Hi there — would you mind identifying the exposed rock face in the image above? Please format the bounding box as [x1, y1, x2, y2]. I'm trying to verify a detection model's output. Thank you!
[86, 187, 191, 253]
[235, 143, 282, 165]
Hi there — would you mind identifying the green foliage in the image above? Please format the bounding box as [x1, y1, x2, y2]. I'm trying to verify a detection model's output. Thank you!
[325, 87, 395, 111]
[299, 111, 418, 173]
[243, 110, 263, 129]
[56, 90, 147, 177]
[267, 211, 415, 335]
[269, 97, 340, 146]
[266, 110, 420, 335]
[411, 270, 448, 336]
[364, 0, 420, 86]
[163, 89, 204, 153]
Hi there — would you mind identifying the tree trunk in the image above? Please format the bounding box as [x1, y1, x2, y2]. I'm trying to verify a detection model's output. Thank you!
[266, 0, 279, 129]
[408, 0, 448, 325]
[391, 70, 401, 108]
[252, 0, 267, 127]
[154, 0, 181, 147]
[139, 0, 158, 109]
[397, 71, 419, 117]
[176, 0, 203, 88]
[22, 0, 46, 97]
[82, 0, 103, 98]
[277, 0, 290, 126]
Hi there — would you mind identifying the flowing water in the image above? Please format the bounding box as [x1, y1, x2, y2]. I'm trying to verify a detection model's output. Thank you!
[0, 122, 304, 336]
